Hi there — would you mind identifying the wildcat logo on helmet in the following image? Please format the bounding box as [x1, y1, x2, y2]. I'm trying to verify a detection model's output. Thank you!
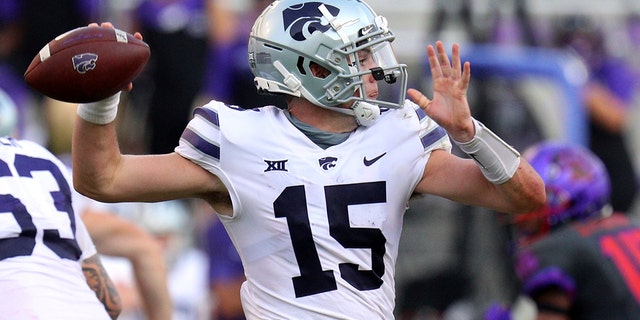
[72, 53, 98, 74]
[282, 2, 339, 41]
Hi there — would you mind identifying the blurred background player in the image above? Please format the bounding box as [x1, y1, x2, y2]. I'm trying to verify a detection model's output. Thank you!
[78, 200, 174, 320]
[0, 87, 121, 319]
[486, 141, 640, 319]
[0, 85, 174, 320]
[0, 1, 184, 316]
[552, 16, 639, 214]
[98, 199, 210, 320]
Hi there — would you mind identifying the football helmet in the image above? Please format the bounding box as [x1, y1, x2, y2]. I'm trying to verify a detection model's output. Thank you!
[514, 141, 611, 244]
[248, 0, 408, 126]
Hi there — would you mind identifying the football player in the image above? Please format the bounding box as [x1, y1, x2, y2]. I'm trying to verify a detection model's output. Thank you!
[0, 88, 121, 319]
[72, 0, 545, 318]
[487, 142, 640, 319]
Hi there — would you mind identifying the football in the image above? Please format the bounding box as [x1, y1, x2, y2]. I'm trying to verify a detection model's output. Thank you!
[24, 26, 150, 103]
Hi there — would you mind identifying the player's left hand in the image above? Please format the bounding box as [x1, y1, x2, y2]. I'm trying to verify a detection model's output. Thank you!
[407, 41, 474, 142]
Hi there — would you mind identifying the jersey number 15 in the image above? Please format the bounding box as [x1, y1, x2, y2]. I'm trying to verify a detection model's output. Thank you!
[275, 182, 387, 298]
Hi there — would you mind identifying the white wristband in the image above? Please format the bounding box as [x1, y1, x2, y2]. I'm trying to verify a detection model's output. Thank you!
[77, 92, 120, 125]
[453, 119, 521, 184]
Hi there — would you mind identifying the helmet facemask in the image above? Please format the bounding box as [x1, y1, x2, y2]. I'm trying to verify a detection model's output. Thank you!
[248, 0, 408, 126]
[325, 20, 408, 110]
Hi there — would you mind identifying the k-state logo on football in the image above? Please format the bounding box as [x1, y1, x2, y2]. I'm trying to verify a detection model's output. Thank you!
[72, 53, 98, 74]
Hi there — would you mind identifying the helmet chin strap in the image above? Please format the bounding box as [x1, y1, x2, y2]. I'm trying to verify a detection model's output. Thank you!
[321, 65, 379, 126]
[350, 101, 380, 126]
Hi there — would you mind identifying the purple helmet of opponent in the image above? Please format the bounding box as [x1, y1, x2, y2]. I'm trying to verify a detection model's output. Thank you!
[515, 141, 611, 244]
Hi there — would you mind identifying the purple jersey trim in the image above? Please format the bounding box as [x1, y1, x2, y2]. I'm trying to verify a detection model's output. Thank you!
[421, 127, 447, 150]
[181, 128, 220, 161]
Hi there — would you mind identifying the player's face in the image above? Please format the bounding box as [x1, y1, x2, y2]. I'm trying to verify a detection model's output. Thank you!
[340, 49, 379, 110]
[356, 49, 380, 100]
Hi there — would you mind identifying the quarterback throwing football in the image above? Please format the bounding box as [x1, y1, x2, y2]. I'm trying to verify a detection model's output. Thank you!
[72, 0, 544, 318]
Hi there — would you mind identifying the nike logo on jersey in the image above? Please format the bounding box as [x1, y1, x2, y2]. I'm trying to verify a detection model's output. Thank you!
[363, 152, 387, 166]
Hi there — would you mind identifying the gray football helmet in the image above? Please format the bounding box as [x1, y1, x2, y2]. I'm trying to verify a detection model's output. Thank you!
[248, 0, 408, 126]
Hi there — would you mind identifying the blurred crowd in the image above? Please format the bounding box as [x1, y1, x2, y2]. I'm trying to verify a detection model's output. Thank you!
[2, 0, 640, 319]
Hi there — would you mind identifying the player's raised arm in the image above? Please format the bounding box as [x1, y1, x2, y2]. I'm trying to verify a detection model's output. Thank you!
[409, 41, 545, 214]
[72, 91, 223, 204]
[67, 23, 222, 204]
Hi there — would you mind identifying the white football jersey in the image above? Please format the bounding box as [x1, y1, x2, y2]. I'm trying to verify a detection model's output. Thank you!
[176, 100, 451, 319]
[0, 138, 110, 319]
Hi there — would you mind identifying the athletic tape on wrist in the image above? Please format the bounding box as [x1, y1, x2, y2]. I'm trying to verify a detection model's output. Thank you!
[453, 119, 521, 184]
[77, 92, 120, 125]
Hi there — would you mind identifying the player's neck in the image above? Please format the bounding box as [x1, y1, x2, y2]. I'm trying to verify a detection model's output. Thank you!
[288, 100, 357, 133]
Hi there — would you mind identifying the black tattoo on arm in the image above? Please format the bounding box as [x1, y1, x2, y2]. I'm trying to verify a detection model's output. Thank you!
[83, 254, 122, 320]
